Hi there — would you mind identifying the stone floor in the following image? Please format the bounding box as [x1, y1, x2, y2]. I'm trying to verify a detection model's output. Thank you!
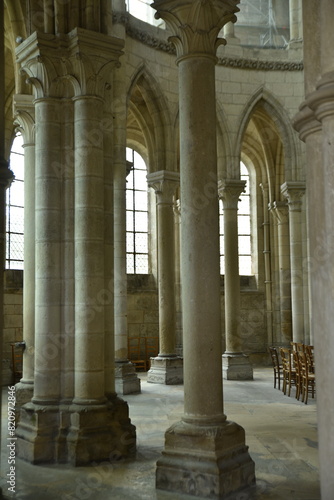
[0, 367, 320, 499]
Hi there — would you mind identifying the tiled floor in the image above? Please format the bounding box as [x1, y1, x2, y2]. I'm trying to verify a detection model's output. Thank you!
[0, 368, 320, 499]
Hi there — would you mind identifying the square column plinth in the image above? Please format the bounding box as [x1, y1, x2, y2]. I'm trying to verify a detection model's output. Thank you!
[222, 354, 253, 381]
[17, 398, 136, 465]
[147, 356, 183, 385]
[156, 419, 255, 499]
[115, 361, 141, 395]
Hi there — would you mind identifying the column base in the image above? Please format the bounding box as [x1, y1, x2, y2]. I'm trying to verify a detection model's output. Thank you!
[115, 360, 141, 395]
[222, 353, 253, 380]
[14, 381, 34, 426]
[67, 396, 136, 465]
[147, 356, 183, 385]
[156, 418, 255, 499]
[16, 397, 136, 465]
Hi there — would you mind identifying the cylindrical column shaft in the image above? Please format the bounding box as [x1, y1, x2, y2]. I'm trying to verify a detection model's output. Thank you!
[73, 96, 105, 404]
[104, 106, 115, 398]
[282, 182, 306, 343]
[22, 134, 35, 384]
[179, 55, 224, 421]
[271, 202, 292, 344]
[220, 181, 245, 354]
[33, 98, 61, 404]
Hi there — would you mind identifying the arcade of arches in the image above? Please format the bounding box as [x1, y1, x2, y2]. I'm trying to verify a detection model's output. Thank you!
[1, 1, 334, 499]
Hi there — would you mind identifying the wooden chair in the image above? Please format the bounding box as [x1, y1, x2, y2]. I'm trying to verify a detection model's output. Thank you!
[145, 337, 159, 370]
[305, 345, 315, 373]
[280, 348, 297, 397]
[268, 347, 283, 390]
[10, 342, 24, 385]
[298, 350, 316, 404]
[292, 350, 302, 401]
[127, 337, 147, 371]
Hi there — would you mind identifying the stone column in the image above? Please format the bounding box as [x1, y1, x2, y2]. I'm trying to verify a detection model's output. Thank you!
[281, 182, 306, 343]
[260, 183, 274, 346]
[219, 180, 253, 380]
[113, 48, 140, 395]
[270, 202, 292, 344]
[289, 0, 302, 46]
[152, 1, 255, 498]
[0, 3, 14, 496]
[173, 199, 183, 355]
[147, 170, 183, 384]
[12, 94, 36, 412]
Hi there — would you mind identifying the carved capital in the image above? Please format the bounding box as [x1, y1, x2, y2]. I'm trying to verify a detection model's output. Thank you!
[147, 170, 180, 204]
[16, 28, 124, 99]
[13, 94, 35, 145]
[281, 181, 305, 212]
[270, 201, 289, 224]
[218, 179, 245, 210]
[151, 0, 239, 60]
[0, 158, 14, 189]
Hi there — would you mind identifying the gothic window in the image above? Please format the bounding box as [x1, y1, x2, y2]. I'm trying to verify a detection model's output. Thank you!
[219, 162, 252, 276]
[125, 0, 165, 28]
[6, 134, 24, 270]
[126, 148, 149, 274]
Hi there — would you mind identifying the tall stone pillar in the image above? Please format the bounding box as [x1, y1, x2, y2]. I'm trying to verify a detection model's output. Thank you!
[294, 1, 334, 493]
[147, 171, 183, 385]
[12, 94, 36, 412]
[152, 1, 255, 497]
[281, 182, 306, 343]
[113, 47, 140, 395]
[260, 183, 274, 346]
[0, 3, 14, 496]
[270, 202, 292, 344]
[173, 199, 183, 355]
[15, 29, 135, 466]
[219, 180, 253, 380]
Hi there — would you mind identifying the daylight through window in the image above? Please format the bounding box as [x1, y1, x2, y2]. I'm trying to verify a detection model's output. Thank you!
[126, 148, 149, 274]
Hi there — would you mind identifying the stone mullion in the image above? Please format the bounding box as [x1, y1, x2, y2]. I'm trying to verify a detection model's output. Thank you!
[289, 0, 302, 43]
[147, 171, 183, 385]
[73, 95, 106, 405]
[33, 97, 62, 405]
[281, 182, 306, 343]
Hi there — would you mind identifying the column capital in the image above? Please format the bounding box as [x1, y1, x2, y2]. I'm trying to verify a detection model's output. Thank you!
[269, 201, 289, 224]
[293, 102, 322, 142]
[0, 158, 14, 189]
[281, 181, 306, 212]
[13, 94, 35, 145]
[151, 0, 239, 61]
[147, 170, 180, 204]
[218, 179, 246, 209]
[16, 28, 124, 99]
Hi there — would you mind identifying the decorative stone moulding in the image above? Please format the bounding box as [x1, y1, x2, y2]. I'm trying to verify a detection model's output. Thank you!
[112, 11, 304, 71]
